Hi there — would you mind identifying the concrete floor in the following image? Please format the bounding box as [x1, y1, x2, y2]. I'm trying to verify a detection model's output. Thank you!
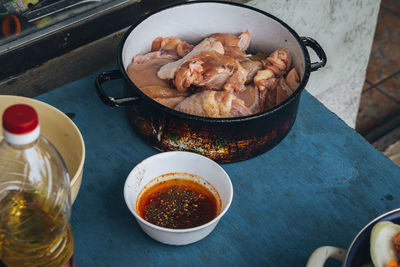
[356, 0, 400, 138]
[355, 0, 400, 165]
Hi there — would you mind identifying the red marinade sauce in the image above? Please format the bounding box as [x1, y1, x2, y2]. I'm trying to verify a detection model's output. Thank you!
[137, 178, 219, 229]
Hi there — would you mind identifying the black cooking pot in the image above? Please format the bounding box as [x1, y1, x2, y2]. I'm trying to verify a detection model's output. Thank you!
[95, 1, 327, 163]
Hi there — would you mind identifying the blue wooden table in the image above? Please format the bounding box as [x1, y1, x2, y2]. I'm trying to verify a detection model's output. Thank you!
[35, 71, 400, 266]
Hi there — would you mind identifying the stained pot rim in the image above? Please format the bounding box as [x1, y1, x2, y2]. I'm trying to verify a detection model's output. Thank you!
[117, 0, 312, 123]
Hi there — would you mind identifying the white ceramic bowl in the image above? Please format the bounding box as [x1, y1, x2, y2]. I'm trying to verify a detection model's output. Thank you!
[124, 151, 233, 245]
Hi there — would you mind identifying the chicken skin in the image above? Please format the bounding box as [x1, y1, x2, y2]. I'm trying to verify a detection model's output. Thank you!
[240, 59, 263, 84]
[235, 84, 261, 114]
[175, 90, 251, 118]
[127, 31, 300, 118]
[286, 68, 300, 91]
[151, 36, 194, 57]
[210, 30, 251, 60]
[127, 58, 176, 88]
[140, 86, 188, 109]
[263, 48, 292, 76]
[174, 50, 247, 92]
[157, 37, 225, 80]
[252, 48, 297, 110]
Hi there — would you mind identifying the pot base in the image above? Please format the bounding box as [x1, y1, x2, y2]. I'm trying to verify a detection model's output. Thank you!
[125, 105, 298, 163]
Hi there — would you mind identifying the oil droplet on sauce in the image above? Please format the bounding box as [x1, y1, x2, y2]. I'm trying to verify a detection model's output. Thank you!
[137, 177, 220, 229]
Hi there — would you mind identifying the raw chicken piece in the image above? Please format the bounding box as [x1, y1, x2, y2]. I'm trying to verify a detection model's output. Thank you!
[129, 33, 300, 118]
[158, 38, 224, 80]
[151, 37, 164, 51]
[176, 41, 194, 57]
[253, 48, 296, 111]
[253, 69, 277, 91]
[254, 48, 292, 91]
[254, 69, 278, 110]
[235, 84, 261, 114]
[249, 52, 268, 61]
[276, 77, 295, 105]
[230, 98, 253, 117]
[174, 50, 247, 93]
[223, 64, 248, 92]
[286, 68, 300, 91]
[175, 90, 251, 118]
[127, 58, 175, 88]
[131, 50, 179, 64]
[240, 59, 263, 84]
[141, 86, 188, 109]
[151, 36, 194, 57]
[160, 37, 182, 50]
[154, 96, 186, 109]
[263, 48, 292, 76]
[210, 30, 250, 60]
[260, 86, 277, 111]
[140, 86, 188, 98]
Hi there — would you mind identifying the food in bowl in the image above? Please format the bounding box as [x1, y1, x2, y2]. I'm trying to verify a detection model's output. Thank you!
[126, 31, 300, 118]
[370, 221, 400, 267]
[136, 172, 221, 229]
[306, 209, 400, 267]
[123, 151, 233, 245]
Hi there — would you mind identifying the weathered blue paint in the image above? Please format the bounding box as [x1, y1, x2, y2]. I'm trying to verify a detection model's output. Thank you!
[36, 72, 400, 266]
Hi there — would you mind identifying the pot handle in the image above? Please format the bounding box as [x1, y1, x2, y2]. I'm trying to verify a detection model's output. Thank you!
[300, 37, 327, 72]
[95, 70, 140, 107]
[306, 246, 347, 267]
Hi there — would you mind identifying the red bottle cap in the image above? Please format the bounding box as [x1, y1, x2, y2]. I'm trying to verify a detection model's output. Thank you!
[2, 104, 39, 134]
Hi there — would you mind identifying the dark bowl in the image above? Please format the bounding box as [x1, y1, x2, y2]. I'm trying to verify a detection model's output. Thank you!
[345, 208, 400, 266]
[307, 208, 400, 266]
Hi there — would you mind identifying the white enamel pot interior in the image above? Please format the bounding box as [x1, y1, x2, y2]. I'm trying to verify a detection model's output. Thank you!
[119, 1, 311, 101]
[123, 151, 233, 245]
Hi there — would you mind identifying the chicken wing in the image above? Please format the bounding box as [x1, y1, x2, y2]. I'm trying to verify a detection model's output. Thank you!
[263, 48, 292, 76]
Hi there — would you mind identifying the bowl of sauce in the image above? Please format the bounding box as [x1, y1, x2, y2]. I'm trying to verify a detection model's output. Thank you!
[124, 151, 233, 245]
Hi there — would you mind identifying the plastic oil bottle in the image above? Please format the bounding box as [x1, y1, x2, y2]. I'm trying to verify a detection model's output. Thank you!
[0, 104, 74, 267]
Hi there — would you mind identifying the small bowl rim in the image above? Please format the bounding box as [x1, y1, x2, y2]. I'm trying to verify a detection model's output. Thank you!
[124, 151, 233, 233]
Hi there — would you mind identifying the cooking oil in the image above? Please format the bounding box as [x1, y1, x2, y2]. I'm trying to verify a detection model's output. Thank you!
[0, 191, 73, 267]
[0, 104, 74, 267]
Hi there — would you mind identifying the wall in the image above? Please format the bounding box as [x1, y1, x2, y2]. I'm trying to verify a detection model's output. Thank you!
[241, 0, 381, 127]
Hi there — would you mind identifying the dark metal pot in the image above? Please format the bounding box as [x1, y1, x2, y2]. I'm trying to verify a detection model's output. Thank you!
[307, 208, 400, 266]
[95, 1, 327, 163]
